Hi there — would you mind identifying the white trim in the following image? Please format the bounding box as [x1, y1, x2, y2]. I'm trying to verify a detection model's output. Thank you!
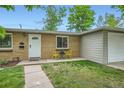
[0, 33, 13, 50]
[56, 35, 69, 49]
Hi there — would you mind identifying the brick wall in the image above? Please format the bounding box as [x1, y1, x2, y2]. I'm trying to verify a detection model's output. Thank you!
[0, 32, 28, 61]
[0, 32, 81, 61]
[41, 34, 81, 59]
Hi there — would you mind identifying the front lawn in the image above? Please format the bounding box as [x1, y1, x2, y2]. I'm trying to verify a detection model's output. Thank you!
[41, 60, 124, 88]
[0, 66, 24, 88]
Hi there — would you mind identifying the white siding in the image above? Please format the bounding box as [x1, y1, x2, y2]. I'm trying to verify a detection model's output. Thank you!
[81, 32, 104, 63]
[108, 32, 124, 63]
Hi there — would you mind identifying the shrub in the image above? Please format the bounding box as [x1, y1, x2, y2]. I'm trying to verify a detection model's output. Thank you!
[0, 60, 8, 65]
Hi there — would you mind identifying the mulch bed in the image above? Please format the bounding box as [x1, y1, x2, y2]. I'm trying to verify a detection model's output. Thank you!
[0, 61, 20, 68]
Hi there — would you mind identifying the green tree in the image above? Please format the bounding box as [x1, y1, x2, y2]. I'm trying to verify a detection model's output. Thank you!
[0, 5, 40, 11]
[42, 6, 66, 31]
[96, 13, 124, 28]
[112, 5, 124, 16]
[0, 5, 41, 38]
[67, 5, 95, 32]
[95, 15, 105, 27]
[0, 26, 6, 39]
[0, 5, 15, 11]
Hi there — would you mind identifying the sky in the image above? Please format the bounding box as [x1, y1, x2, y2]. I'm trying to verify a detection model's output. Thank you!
[0, 5, 122, 31]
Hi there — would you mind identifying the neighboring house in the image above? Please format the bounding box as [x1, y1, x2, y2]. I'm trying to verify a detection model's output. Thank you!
[0, 27, 124, 64]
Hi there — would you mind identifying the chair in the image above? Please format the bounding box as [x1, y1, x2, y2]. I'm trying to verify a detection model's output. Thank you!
[64, 50, 73, 58]
[51, 51, 60, 59]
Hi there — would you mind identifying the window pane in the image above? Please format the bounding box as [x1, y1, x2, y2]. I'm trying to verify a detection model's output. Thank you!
[57, 37, 62, 48]
[0, 34, 12, 48]
[63, 37, 68, 48]
[32, 37, 39, 40]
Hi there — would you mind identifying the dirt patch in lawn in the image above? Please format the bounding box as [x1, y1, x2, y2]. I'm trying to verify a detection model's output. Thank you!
[0, 61, 20, 68]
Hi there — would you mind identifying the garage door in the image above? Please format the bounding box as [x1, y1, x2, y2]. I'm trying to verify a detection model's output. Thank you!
[108, 32, 124, 63]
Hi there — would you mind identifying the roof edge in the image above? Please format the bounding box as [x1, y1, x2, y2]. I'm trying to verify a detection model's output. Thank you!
[5, 26, 124, 36]
[81, 27, 124, 35]
[5, 28, 81, 35]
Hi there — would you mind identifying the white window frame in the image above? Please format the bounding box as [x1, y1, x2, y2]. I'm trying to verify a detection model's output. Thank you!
[56, 35, 69, 49]
[0, 33, 13, 50]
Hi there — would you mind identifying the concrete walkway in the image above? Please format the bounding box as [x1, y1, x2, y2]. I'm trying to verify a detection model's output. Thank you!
[24, 65, 53, 88]
[18, 58, 85, 66]
[107, 62, 124, 70]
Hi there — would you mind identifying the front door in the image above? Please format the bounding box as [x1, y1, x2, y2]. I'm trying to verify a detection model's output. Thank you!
[29, 34, 41, 59]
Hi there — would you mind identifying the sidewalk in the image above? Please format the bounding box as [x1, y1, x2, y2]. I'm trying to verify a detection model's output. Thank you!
[18, 58, 85, 66]
[24, 65, 53, 88]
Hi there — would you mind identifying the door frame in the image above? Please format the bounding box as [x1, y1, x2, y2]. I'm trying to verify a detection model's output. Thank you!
[28, 34, 41, 59]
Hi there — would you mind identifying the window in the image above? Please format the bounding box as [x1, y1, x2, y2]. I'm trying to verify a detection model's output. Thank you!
[32, 37, 39, 40]
[0, 33, 13, 49]
[56, 36, 69, 49]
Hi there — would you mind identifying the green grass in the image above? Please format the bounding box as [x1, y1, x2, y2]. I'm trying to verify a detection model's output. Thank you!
[0, 66, 24, 88]
[41, 60, 124, 88]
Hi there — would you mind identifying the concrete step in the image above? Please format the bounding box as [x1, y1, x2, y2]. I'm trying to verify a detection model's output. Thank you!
[29, 57, 40, 61]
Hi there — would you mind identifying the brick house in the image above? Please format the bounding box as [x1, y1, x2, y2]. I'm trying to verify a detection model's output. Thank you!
[1, 27, 124, 64]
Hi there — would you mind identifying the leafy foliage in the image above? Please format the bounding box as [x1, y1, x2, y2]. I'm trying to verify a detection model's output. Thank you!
[0, 59, 8, 65]
[112, 5, 124, 16]
[0, 5, 41, 11]
[24, 5, 41, 11]
[0, 5, 41, 38]
[42, 6, 66, 31]
[0, 26, 6, 39]
[67, 5, 95, 32]
[0, 5, 15, 11]
[96, 13, 124, 28]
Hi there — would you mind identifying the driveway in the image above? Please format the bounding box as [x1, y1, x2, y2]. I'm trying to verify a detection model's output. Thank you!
[107, 62, 124, 70]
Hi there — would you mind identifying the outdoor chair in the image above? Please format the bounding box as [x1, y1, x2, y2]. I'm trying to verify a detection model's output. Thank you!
[51, 51, 60, 59]
[64, 50, 73, 58]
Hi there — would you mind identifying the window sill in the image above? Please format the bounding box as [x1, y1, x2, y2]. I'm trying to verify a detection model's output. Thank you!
[0, 48, 13, 52]
[56, 48, 69, 50]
